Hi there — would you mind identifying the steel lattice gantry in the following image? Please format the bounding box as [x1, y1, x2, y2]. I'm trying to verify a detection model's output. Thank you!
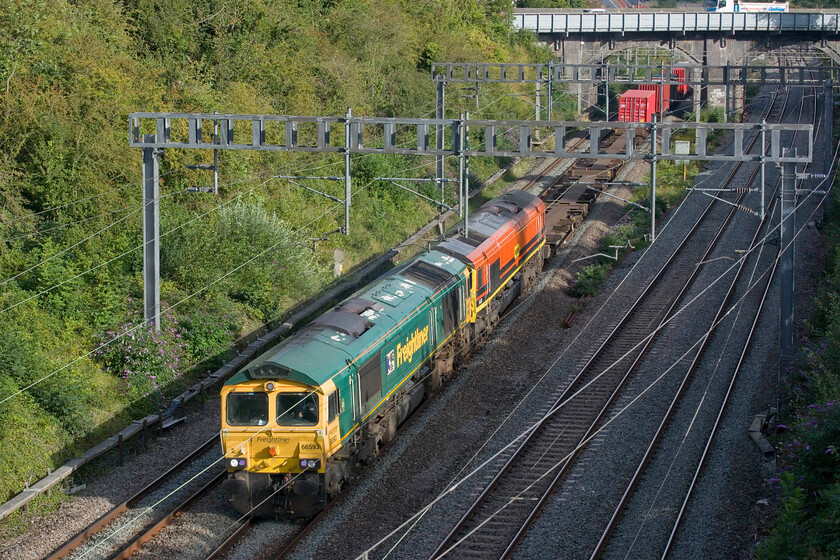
[430, 62, 839, 87]
[130, 111, 811, 329]
[130, 112, 810, 161]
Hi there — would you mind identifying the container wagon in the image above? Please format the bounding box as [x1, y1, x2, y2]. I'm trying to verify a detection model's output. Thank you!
[618, 89, 656, 123]
[672, 66, 689, 96]
[638, 83, 670, 113]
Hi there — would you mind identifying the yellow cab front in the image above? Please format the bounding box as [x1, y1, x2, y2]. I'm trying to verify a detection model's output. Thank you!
[220, 380, 327, 517]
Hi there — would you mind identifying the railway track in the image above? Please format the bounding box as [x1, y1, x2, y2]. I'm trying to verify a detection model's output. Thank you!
[427, 71, 810, 559]
[46, 436, 220, 560]
[41, 142, 607, 560]
[590, 62, 821, 559]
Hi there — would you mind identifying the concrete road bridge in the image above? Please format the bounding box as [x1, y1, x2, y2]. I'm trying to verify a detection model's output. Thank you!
[512, 8, 840, 112]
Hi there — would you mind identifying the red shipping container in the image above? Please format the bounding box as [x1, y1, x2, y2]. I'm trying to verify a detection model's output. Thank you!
[618, 89, 656, 123]
[672, 66, 689, 95]
[638, 83, 670, 113]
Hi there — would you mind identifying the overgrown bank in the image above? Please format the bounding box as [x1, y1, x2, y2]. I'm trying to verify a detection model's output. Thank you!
[757, 188, 840, 559]
[0, 0, 582, 522]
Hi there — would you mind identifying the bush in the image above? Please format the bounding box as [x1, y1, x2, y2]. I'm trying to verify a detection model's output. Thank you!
[181, 307, 239, 367]
[570, 262, 611, 297]
[95, 309, 189, 412]
[759, 403, 840, 559]
[162, 200, 326, 320]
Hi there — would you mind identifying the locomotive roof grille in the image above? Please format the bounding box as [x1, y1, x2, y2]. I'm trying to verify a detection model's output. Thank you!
[401, 260, 454, 290]
[455, 234, 483, 247]
[313, 310, 373, 338]
[249, 362, 293, 379]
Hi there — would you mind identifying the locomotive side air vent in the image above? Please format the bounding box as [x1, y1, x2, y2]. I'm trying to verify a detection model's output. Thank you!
[402, 260, 454, 290]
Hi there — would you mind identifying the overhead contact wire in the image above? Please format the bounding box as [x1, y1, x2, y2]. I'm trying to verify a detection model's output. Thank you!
[375, 108, 834, 555]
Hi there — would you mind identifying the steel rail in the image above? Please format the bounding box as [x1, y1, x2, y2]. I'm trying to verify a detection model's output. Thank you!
[108, 469, 226, 560]
[586, 83, 791, 560]
[205, 516, 253, 560]
[591, 61, 817, 557]
[271, 509, 328, 560]
[660, 64, 818, 558]
[429, 114, 765, 560]
[662, 231, 781, 558]
[46, 435, 219, 560]
[507, 92, 782, 560]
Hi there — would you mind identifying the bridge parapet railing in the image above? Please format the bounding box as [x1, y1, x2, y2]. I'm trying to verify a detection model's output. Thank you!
[513, 11, 840, 34]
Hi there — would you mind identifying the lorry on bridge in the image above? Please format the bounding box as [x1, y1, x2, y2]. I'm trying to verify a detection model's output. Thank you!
[705, 0, 789, 11]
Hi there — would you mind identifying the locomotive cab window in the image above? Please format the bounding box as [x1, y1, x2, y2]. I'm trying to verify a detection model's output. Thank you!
[328, 390, 341, 423]
[276, 392, 319, 426]
[226, 392, 268, 426]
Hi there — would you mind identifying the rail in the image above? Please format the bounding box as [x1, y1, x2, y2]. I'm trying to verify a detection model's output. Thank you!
[429, 109, 774, 559]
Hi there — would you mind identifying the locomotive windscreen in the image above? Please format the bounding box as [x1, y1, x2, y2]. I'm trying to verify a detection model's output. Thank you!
[226, 392, 269, 426]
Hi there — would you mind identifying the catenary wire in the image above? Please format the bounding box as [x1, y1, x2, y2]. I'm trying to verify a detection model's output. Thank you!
[62, 104, 836, 556]
[376, 111, 837, 556]
[361, 173, 833, 558]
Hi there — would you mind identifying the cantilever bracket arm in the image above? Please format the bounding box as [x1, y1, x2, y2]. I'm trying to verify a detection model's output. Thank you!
[279, 177, 345, 205]
[581, 183, 649, 212]
[382, 179, 452, 210]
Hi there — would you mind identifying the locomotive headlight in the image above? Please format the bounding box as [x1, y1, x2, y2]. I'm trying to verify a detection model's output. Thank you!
[229, 459, 239, 468]
[299, 459, 308, 468]
[307, 459, 317, 468]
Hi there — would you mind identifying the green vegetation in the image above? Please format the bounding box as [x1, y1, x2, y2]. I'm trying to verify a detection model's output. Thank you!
[570, 262, 611, 297]
[568, 157, 700, 297]
[0, 0, 575, 521]
[757, 190, 840, 559]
